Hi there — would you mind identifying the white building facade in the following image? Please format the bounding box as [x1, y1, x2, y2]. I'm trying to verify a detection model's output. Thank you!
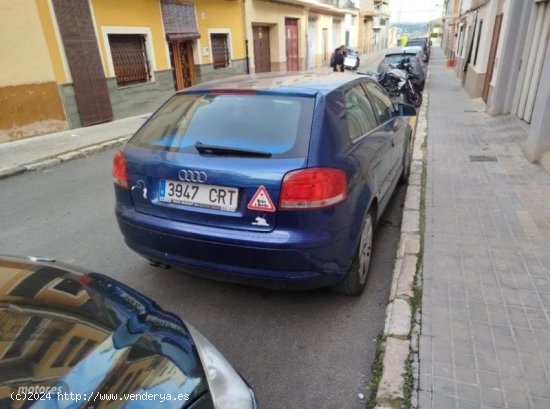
[244, 0, 360, 72]
[444, 0, 550, 167]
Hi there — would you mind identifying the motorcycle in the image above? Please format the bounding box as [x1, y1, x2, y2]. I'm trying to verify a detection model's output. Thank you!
[361, 58, 423, 108]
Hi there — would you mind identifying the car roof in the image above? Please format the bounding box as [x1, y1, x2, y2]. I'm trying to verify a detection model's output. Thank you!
[0, 255, 209, 402]
[179, 72, 372, 96]
[407, 40, 426, 47]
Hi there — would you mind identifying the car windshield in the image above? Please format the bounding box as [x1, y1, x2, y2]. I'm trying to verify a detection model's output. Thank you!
[130, 93, 315, 158]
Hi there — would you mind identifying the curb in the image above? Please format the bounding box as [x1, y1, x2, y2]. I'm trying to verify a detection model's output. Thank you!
[373, 78, 429, 408]
[0, 136, 129, 180]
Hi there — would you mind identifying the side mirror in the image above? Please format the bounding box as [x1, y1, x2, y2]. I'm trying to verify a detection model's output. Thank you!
[395, 103, 417, 117]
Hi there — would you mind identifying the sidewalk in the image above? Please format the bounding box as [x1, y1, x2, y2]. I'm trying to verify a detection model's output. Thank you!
[419, 48, 550, 408]
[0, 114, 148, 179]
[0, 48, 387, 180]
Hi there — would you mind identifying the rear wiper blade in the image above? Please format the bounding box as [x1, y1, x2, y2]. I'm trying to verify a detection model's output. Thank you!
[195, 142, 272, 158]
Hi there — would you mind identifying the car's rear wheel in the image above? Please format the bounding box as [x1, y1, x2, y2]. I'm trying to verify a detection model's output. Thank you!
[332, 210, 374, 296]
[407, 89, 423, 108]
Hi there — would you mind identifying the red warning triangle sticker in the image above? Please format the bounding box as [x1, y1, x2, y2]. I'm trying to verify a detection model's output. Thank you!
[247, 185, 276, 212]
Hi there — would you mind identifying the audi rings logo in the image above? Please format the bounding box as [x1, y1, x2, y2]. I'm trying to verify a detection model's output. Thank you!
[178, 170, 207, 183]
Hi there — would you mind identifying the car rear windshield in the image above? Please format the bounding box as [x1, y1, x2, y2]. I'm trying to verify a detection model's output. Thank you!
[130, 93, 315, 158]
[407, 40, 425, 47]
[383, 54, 417, 65]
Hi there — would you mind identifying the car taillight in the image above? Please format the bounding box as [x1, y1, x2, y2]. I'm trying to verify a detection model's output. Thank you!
[279, 168, 347, 210]
[113, 150, 128, 189]
[79, 275, 93, 286]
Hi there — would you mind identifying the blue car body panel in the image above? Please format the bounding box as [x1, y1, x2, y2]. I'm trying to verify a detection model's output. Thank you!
[115, 72, 411, 289]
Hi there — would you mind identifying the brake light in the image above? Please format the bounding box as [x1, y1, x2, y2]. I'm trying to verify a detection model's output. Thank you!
[112, 150, 128, 189]
[279, 168, 347, 210]
[79, 275, 93, 286]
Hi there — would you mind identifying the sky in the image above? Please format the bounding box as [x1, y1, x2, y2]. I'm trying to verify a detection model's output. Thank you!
[389, 0, 444, 24]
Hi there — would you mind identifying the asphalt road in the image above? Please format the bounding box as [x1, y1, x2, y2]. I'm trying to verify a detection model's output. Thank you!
[0, 149, 405, 409]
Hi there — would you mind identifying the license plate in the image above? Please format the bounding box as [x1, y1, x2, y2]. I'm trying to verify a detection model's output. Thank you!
[159, 179, 239, 212]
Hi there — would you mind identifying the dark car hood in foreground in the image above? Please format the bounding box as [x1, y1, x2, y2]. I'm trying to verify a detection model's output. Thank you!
[0, 256, 209, 408]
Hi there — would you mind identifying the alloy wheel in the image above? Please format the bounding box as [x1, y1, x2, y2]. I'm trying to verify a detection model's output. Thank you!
[358, 214, 374, 283]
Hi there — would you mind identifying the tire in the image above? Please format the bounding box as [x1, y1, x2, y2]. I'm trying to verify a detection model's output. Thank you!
[407, 89, 423, 108]
[332, 210, 375, 296]
[400, 131, 412, 184]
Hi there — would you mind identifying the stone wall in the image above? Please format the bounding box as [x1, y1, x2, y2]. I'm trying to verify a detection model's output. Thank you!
[59, 70, 175, 129]
[195, 58, 248, 83]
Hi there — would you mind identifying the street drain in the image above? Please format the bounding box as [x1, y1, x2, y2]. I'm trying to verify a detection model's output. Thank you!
[470, 155, 498, 162]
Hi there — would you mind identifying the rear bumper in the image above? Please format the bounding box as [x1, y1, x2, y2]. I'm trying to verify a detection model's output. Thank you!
[116, 205, 351, 290]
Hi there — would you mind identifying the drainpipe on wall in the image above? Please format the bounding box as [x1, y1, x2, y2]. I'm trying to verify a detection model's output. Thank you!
[305, 7, 309, 71]
[242, 0, 250, 74]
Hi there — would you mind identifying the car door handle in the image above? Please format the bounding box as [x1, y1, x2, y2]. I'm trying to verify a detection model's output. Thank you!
[391, 140, 395, 147]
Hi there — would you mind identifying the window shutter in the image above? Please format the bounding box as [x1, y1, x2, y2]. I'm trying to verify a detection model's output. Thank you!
[52, 0, 113, 126]
[109, 35, 151, 86]
[161, 0, 199, 37]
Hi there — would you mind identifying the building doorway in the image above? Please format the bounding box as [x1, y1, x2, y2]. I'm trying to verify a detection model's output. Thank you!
[169, 41, 195, 91]
[322, 28, 328, 62]
[253, 26, 271, 73]
[285, 19, 299, 71]
[482, 14, 503, 102]
[307, 18, 317, 70]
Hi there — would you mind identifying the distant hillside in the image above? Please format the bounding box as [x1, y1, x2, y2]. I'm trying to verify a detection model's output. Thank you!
[391, 22, 430, 40]
[429, 18, 443, 28]
[392, 22, 429, 33]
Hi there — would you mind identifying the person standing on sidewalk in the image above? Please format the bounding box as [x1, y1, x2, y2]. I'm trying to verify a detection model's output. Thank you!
[332, 45, 346, 72]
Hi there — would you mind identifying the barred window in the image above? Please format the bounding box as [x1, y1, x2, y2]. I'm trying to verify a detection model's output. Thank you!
[211, 33, 230, 69]
[51, 336, 82, 368]
[108, 34, 152, 86]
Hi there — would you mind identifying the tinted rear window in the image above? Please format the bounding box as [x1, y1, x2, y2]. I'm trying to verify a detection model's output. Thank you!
[130, 93, 315, 158]
[383, 54, 416, 65]
[407, 40, 425, 47]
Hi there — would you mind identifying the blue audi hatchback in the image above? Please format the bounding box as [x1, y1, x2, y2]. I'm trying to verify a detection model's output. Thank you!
[113, 72, 415, 295]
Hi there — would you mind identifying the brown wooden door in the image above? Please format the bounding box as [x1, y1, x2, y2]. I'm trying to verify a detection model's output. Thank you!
[169, 41, 195, 91]
[52, 0, 113, 126]
[253, 26, 271, 73]
[482, 14, 503, 102]
[285, 19, 299, 71]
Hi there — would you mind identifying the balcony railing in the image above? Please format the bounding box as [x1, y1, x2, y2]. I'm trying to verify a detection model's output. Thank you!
[319, 0, 340, 6]
[319, 0, 357, 8]
[372, 16, 387, 29]
[470, 0, 489, 11]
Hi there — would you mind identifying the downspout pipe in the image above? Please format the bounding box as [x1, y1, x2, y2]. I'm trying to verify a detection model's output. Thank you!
[242, 0, 250, 74]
